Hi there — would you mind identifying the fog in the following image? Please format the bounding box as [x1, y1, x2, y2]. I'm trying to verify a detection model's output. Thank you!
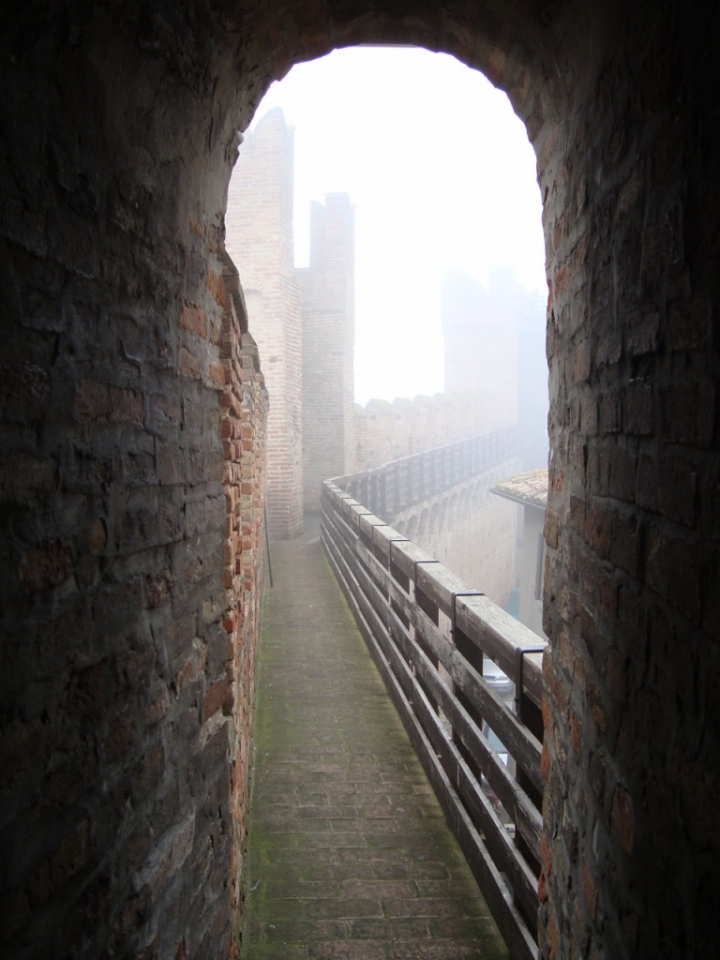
[246, 47, 548, 407]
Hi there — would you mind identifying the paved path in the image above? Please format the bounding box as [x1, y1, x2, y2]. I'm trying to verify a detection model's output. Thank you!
[240, 526, 509, 960]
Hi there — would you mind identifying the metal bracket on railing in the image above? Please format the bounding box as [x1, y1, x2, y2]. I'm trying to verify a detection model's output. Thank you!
[369, 522, 389, 547]
[387, 537, 410, 580]
[514, 645, 547, 713]
[450, 591, 484, 641]
[387, 536, 409, 563]
[412, 559, 440, 598]
[354, 511, 372, 529]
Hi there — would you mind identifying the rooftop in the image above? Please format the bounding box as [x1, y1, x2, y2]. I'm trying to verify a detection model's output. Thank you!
[492, 468, 548, 509]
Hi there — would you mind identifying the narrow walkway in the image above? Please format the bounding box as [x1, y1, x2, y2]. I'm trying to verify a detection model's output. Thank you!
[240, 524, 509, 960]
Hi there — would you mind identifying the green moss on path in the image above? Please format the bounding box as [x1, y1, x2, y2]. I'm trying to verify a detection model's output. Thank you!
[240, 528, 509, 960]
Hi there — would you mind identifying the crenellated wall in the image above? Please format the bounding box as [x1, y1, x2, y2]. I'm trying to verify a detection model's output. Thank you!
[226, 114, 541, 514]
[353, 392, 497, 472]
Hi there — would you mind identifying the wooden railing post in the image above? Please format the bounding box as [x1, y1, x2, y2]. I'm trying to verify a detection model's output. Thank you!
[450, 590, 486, 750]
[380, 472, 387, 519]
[413, 559, 442, 716]
[514, 649, 545, 795]
[389, 537, 411, 632]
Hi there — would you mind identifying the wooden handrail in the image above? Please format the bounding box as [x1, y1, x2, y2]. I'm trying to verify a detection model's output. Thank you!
[321, 475, 546, 960]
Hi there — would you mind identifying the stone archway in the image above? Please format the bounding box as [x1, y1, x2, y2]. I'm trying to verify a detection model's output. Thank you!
[2, 3, 718, 959]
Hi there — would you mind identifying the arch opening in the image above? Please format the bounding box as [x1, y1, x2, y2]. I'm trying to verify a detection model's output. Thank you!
[2, 4, 715, 960]
[226, 46, 549, 552]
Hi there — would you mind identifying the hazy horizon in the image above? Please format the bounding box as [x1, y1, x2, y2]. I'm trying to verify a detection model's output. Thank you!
[239, 47, 547, 405]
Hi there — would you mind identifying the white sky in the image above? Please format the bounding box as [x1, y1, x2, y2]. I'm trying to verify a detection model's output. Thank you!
[247, 47, 547, 405]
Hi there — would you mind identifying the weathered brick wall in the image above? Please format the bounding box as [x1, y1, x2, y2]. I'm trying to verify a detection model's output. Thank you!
[218, 265, 269, 944]
[0, 7, 265, 958]
[299, 194, 356, 507]
[225, 109, 304, 540]
[2, 3, 720, 960]
[538, 7, 720, 959]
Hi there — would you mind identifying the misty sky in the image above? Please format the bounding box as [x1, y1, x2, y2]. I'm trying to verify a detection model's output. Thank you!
[241, 47, 547, 405]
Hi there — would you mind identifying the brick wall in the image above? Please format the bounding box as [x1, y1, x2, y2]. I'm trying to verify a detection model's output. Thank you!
[225, 110, 303, 540]
[218, 263, 269, 943]
[3, 3, 720, 960]
[0, 9, 271, 956]
[536, 9, 720, 958]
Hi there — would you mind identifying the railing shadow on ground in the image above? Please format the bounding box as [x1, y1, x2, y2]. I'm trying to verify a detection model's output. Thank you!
[321, 433, 547, 960]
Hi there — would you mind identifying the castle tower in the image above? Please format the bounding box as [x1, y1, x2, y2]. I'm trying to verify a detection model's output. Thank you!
[442, 268, 520, 429]
[297, 194, 356, 507]
[225, 109, 304, 539]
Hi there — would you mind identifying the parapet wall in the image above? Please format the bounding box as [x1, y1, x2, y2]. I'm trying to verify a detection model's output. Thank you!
[353, 391, 499, 473]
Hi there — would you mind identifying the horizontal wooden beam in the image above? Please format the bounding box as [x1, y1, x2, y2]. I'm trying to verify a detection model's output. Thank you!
[321, 481, 546, 960]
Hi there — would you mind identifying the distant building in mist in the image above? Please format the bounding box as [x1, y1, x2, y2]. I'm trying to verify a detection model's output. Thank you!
[442, 268, 548, 469]
[226, 109, 356, 537]
[298, 195, 356, 512]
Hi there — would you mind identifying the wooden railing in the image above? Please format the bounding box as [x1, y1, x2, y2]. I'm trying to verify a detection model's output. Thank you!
[342, 426, 519, 521]
[321, 475, 546, 960]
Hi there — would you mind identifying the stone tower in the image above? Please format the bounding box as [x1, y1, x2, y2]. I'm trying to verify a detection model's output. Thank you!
[442, 268, 520, 428]
[297, 194, 356, 508]
[225, 109, 304, 539]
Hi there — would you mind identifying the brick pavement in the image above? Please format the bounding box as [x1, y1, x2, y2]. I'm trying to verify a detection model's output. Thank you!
[240, 524, 509, 960]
